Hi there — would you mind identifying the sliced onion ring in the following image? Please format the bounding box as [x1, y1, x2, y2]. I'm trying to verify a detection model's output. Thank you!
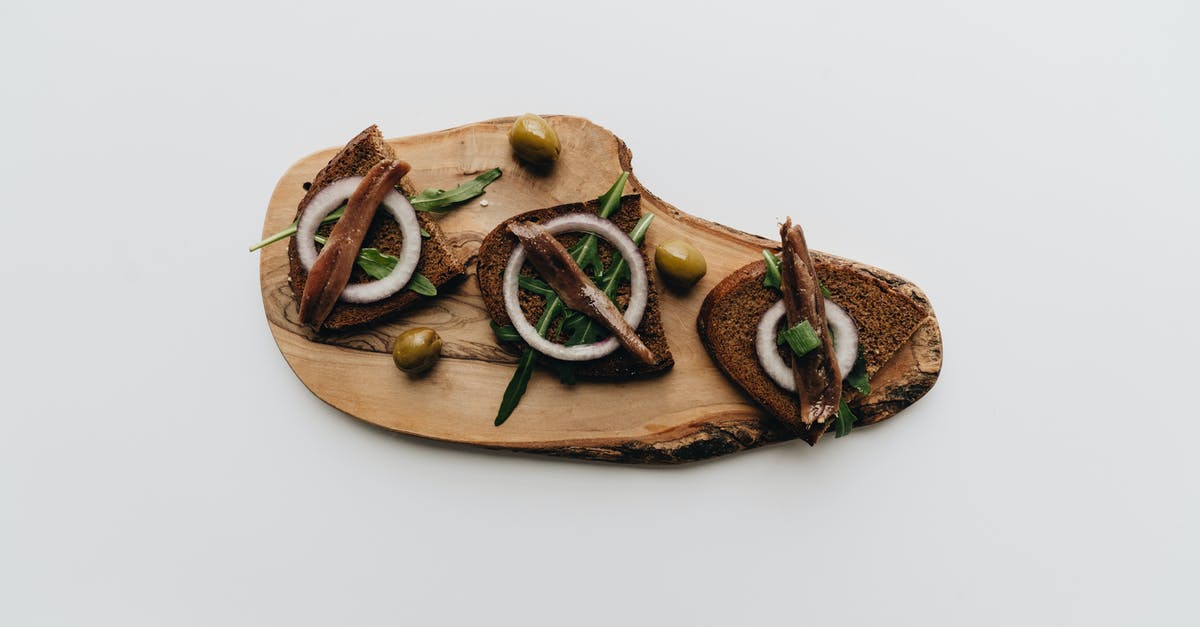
[755, 299, 860, 393]
[294, 176, 422, 304]
[502, 213, 648, 362]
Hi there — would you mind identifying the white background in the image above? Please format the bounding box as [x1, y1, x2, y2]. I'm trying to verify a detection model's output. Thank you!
[2, 1, 1197, 625]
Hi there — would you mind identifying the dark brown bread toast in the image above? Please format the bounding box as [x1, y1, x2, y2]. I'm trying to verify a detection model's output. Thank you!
[697, 257, 928, 438]
[286, 126, 465, 332]
[476, 195, 674, 378]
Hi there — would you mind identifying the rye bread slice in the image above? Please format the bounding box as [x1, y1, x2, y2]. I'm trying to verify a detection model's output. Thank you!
[476, 195, 674, 379]
[286, 126, 465, 332]
[697, 257, 928, 440]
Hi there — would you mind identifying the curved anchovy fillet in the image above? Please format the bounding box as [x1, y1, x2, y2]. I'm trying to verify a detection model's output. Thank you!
[507, 221, 657, 364]
[299, 159, 411, 327]
[778, 219, 842, 443]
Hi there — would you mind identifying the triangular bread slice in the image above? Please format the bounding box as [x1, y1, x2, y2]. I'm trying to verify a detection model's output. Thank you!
[697, 255, 929, 439]
[476, 194, 673, 378]
[286, 126, 465, 332]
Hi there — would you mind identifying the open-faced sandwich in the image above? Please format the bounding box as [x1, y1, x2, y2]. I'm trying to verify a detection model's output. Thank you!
[475, 173, 674, 424]
[698, 219, 930, 444]
[249, 125, 501, 332]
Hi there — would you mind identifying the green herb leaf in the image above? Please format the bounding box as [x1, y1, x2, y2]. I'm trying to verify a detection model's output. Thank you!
[554, 360, 577, 385]
[763, 250, 782, 289]
[777, 319, 822, 357]
[845, 354, 870, 396]
[409, 168, 502, 213]
[762, 250, 832, 299]
[518, 275, 556, 298]
[566, 237, 604, 277]
[597, 172, 629, 219]
[561, 172, 630, 278]
[420, 228, 431, 238]
[490, 322, 521, 343]
[493, 283, 567, 425]
[248, 205, 346, 252]
[355, 247, 398, 280]
[311, 235, 436, 295]
[834, 400, 858, 438]
[406, 272, 437, 296]
[495, 348, 536, 426]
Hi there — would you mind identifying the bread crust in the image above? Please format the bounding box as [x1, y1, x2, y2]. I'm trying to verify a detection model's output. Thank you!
[476, 195, 674, 379]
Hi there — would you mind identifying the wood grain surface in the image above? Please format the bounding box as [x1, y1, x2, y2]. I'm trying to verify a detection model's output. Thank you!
[258, 116, 942, 463]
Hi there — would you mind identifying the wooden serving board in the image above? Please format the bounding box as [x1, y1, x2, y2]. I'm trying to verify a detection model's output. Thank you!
[259, 116, 942, 464]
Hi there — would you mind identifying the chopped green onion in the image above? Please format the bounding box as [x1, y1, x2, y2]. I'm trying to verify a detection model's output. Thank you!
[777, 319, 822, 357]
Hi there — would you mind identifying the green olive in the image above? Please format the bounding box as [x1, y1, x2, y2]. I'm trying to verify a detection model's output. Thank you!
[392, 327, 443, 374]
[655, 239, 707, 289]
[508, 113, 561, 165]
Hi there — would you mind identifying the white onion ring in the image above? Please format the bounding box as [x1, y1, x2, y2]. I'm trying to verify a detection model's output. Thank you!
[502, 213, 648, 362]
[295, 176, 422, 304]
[755, 299, 860, 392]
[824, 300, 859, 376]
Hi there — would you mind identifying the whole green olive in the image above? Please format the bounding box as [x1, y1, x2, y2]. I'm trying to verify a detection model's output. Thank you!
[392, 327, 443, 374]
[508, 113, 561, 165]
[654, 239, 707, 289]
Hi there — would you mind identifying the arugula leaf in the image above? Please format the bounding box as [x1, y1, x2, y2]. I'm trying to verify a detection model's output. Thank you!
[761, 250, 832, 298]
[567, 237, 605, 278]
[518, 276, 556, 298]
[846, 354, 871, 395]
[834, 400, 858, 438]
[410, 168, 502, 213]
[561, 171, 629, 278]
[496, 348, 537, 426]
[554, 360, 577, 385]
[355, 247, 399, 280]
[248, 205, 346, 252]
[406, 272, 437, 296]
[495, 295, 566, 425]
[763, 250, 782, 288]
[310, 234, 436, 295]
[490, 322, 521, 343]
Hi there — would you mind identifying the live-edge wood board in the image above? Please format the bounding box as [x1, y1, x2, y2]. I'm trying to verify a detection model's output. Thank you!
[259, 116, 942, 464]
